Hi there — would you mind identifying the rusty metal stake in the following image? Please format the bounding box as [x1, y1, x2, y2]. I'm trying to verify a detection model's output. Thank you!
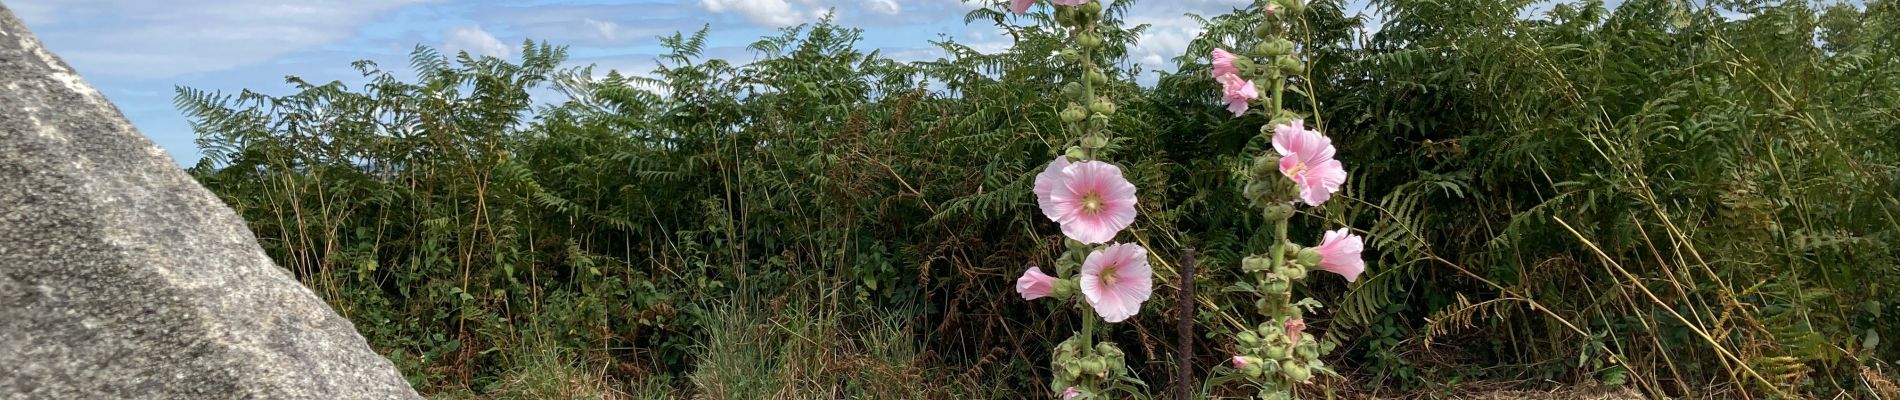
[1175, 248, 1198, 400]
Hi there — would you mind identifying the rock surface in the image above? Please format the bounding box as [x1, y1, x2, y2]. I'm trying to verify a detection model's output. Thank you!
[0, 4, 420, 399]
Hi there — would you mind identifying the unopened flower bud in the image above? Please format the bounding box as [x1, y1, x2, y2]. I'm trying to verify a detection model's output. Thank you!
[1262, 204, 1295, 220]
[1280, 265, 1308, 280]
[1078, 34, 1103, 49]
[1242, 255, 1272, 272]
[1051, 279, 1077, 299]
[1263, 345, 1288, 360]
[1089, 98, 1116, 115]
[1065, 146, 1087, 160]
[1277, 56, 1303, 75]
[1080, 134, 1108, 149]
[1086, 70, 1108, 85]
[1062, 81, 1085, 99]
[1295, 247, 1322, 268]
[1237, 330, 1259, 345]
[1283, 361, 1312, 381]
[1061, 106, 1088, 122]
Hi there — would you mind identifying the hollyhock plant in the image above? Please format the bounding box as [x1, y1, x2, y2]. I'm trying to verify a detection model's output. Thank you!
[1272, 120, 1347, 206]
[1079, 243, 1152, 323]
[1017, 267, 1059, 300]
[1211, 48, 1241, 77]
[1010, 0, 1034, 14]
[1217, 73, 1258, 117]
[1313, 228, 1366, 282]
[1042, 160, 1138, 244]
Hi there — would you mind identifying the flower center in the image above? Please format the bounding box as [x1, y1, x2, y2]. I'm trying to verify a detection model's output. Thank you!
[1099, 265, 1119, 286]
[1081, 193, 1104, 214]
[1286, 160, 1308, 176]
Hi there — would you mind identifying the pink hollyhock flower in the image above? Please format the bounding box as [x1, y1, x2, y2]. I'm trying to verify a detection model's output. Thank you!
[1285, 318, 1307, 342]
[1016, 267, 1058, 300]
[1217, 73, 1258, 117]
[1043, 161, 1138, 244]
[1313, 228, 1366, 282]
[1052, 0, 1090, 5]
[1272, 120, 1347, 206]
[1079, 243, 1152, 323]
[1211, 48, 1241, 78]
[1033, 156, 1071, 211]
[1061, 387, 1081, 399]
[1231, 355, 1249, 368]
[1010, 0, 1034, 14]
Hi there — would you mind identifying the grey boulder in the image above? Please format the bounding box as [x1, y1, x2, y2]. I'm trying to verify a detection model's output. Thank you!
[0, 3, 421, 399]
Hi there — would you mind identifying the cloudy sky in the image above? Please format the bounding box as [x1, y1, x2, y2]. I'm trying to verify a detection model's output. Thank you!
[9, 0, 1386, 165]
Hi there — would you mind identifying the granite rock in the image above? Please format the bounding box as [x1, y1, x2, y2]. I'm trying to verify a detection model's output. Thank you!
[0, 4, 420, 399]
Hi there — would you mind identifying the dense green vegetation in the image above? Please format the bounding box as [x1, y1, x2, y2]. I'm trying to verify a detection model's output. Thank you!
[177, 0, 1898, 398]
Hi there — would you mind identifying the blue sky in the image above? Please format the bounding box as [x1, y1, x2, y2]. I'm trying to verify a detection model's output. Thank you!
[7, 0, 1385, 165]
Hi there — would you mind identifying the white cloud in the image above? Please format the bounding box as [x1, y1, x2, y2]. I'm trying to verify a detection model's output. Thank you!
[7, 0, 432, 79]
[443, 25, 511, 58]
[700, 0, 818, 27]
[863, 0, 902, 15]
[582, 18, 621, 41]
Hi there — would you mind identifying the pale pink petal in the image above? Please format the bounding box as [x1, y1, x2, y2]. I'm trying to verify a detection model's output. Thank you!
[1314, 229, 1366, 282]
[1049, 161, 1138, 244]
[1232, 355, 1249, 368]
[1080, 243, 1152, 323]
[1211, 48, 1240, 77]
[1010, 0, 1035, 14]
[1034, 156, 1072, 221]
[1061, 387, 1081, 399]
[1273, 120, 1347, 206]
[1285, 318, 1307, 342]
[1217, 74, 1257, 117]
[1016, 266, 1058, 300]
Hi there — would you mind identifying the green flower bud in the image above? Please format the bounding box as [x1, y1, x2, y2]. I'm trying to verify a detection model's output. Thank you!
[1078, 34, 1103, 49]
[1264, 280, 1289, 295]
[1251, 42, 1277, 58]
[1081, 2, 1102, 17]
[1237, 330, 1260, 345]
[1082, 358, 1106, 375]
[1055, 7, 1076, 25]
[1262, 204, 1295, 221]
[1282, 360, 1312, 382]
[1295, 247, 1322, 269]
[1065, 146, 1087, 160]
[1061, 82, 1084, 99]
[1249, 153, 1280, 178]
[1263, 345, 1289, 360]
[1080, 134, 1108, 150]
[1087, 113, 1110, 129]
[1253, 24, 1276, 40]
[1272, 39, 1296, 55]
[1051, 279, 1077, 300]
[1086, 70, 1108, 85]
[1060, 105, 1088, 122]
[1277, 56, 1303, 75]
[1287, 265, 1310, 280]
[1089, 98, 1116, 115]
[1241, 255, 1272, 272]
